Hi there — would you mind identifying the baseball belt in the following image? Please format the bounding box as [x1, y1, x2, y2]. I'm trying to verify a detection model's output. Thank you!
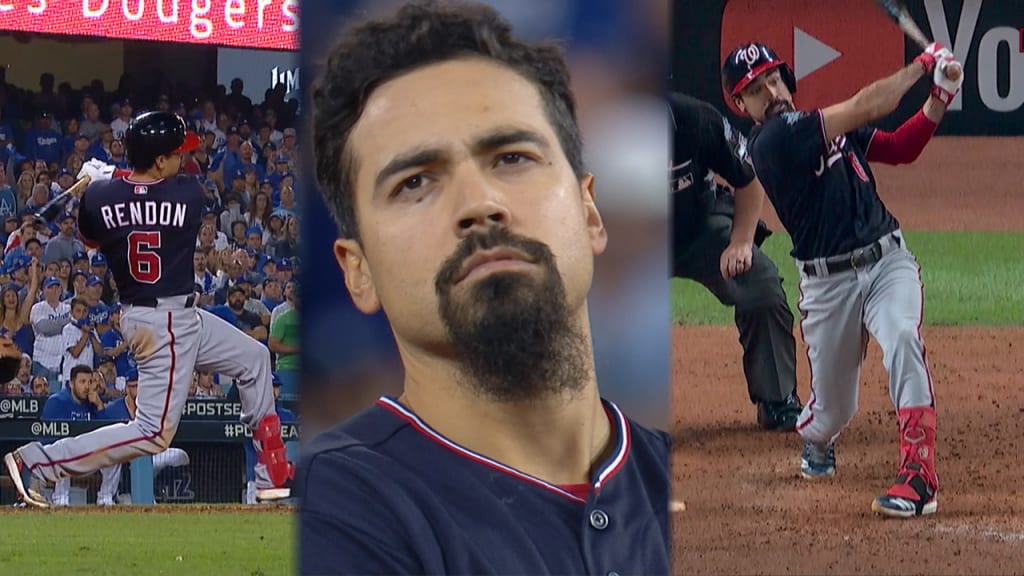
[801, 232, 902, 277]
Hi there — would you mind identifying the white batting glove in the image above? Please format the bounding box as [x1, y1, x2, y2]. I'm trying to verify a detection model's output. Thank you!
[77, 159, 116, 183]
[932, 57, 963, 106]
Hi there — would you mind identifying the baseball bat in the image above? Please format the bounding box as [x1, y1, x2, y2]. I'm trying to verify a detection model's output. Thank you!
[873, 0, 962, 81]
[33, 175, 91, 226]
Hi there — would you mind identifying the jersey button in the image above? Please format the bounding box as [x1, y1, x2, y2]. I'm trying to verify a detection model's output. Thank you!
[589, 509, 609, 530]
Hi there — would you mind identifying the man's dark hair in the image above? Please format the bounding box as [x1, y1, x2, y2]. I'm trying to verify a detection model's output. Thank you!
[311, 0, 584, 240]
[24, 237, 41, 249]
[70, 364, 93, 382]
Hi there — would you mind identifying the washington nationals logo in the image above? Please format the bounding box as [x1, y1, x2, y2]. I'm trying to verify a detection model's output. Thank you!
[737, 44, 761, 67]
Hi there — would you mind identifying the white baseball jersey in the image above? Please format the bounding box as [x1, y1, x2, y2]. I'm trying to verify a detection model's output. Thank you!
[61, 322, 97, 383]
[30, 300, 71, 370]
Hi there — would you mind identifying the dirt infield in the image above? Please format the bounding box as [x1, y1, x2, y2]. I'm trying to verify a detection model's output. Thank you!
[672, 137, 1024, 574]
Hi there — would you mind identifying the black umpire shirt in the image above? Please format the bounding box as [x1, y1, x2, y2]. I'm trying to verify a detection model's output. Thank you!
[669, 92, 755, 247]
[748, 109, 899, 260]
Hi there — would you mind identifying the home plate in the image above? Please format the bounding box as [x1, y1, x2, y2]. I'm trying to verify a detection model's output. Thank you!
[670, 500, 686, 513]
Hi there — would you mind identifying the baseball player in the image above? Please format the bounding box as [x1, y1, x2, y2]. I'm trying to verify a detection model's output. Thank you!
[722, 41, 962, 518]
[299, 2, 669, 575]
[670, 91, 801, 430]
[3, 111, 294, 507]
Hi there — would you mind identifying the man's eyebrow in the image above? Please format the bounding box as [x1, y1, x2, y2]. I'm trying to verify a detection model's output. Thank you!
[470, 128, 551, 154]
[374, 148, 448, 192]
[372, 128, 551, 192]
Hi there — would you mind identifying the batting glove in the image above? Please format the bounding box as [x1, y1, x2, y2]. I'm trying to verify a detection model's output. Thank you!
[913, 42, 950, 74]
[932, 57, 963, 106]
[77, 159, 116, 183]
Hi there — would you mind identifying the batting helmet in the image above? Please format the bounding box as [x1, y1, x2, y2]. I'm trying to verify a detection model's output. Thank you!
[124, 111, 200, 170]
[722, 42, 797, 98]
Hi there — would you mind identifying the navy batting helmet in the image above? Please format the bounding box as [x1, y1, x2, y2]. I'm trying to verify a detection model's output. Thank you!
[722, 42, 797, 98]
[124, 111, 200, 170]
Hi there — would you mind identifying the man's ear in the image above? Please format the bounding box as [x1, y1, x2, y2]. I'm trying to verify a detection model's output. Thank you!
[334, 238, 381, 314]
[733, 95, 747, 114]
[579, 173, 608, 256]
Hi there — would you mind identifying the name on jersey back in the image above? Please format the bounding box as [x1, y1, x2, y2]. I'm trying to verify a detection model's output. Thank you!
[99, 201, 188, 230]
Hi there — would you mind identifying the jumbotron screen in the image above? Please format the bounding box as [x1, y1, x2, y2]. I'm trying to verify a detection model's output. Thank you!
[0, 0, 299, 51]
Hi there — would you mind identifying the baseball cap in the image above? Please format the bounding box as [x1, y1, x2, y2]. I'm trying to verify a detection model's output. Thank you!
[245, 226, 262, 237]
[272, 373, 281, 387]
[98, 355, 114, 365]
[58, 168, 73, 178]
[227, 126, 240, 136]
[274, 154, 289, 163]
[109, 303, 121, 314]
[59, 212, 75, 223]
[72, 250, 89, 262]
[283, 127, 296, 137]
[70, 270, 88, 283]
[277, 258, 292, 271]
[91, 253, 107, 266]
[43, 276, 61, 289]
[202, 207, 219, 218]
[125, 369, 139, 382]
[86, 275, 103, 287]
[233, 275, 253, 285]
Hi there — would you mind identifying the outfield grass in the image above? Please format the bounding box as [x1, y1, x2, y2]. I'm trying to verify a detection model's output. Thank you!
[0, 507, 293, 576]
[672, 231, 1024, 326]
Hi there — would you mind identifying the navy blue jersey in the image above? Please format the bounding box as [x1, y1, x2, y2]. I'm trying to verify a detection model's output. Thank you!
[297, 396, 670, 576]
[77, 175, 206, 304]
[670, 92, 755, 243]
[748, 109, 899, 260]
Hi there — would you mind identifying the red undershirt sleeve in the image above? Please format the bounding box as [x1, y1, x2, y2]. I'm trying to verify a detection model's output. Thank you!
[864, 110, 938, 165]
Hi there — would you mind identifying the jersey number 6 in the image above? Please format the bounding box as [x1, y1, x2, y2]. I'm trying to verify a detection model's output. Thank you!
[128, 231, 162, 284]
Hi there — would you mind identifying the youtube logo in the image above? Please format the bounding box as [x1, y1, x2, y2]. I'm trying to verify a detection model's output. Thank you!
[721, 1, 904, 110]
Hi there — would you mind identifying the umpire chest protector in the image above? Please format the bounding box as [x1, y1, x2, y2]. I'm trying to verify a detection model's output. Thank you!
[669, 93, 755, 245]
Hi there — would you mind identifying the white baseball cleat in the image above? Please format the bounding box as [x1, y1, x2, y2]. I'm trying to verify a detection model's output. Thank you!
[3, 452, 49, 508]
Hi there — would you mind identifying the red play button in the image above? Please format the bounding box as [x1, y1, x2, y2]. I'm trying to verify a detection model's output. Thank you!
[721, 0, 904, 110]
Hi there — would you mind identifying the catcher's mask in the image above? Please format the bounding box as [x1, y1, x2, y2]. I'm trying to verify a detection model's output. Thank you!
[722, 42, 797, 111]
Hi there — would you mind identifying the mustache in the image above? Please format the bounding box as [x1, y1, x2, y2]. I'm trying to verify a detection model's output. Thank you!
[434, 227, 553, 294]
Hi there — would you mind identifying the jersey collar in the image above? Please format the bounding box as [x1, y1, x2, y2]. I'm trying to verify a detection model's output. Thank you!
[376, 396, 631, 504]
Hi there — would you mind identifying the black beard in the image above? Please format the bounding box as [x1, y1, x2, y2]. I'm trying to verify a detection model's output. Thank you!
[765, 99, 794, 119]
[434, 227, 589, 403]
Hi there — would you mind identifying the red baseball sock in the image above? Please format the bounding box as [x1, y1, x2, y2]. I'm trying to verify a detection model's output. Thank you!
[887, 406, 938, 501]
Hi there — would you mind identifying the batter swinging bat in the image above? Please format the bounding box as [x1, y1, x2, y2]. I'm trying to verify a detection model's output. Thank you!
[33, 175, 91, 225]
[874, 0, 962, 81]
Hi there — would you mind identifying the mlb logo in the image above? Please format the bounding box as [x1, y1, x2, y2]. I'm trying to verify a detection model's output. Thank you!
[134, 185, 148, 195]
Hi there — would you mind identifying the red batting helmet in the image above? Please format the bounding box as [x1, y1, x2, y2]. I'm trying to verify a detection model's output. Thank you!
[722, 42, 797, 98]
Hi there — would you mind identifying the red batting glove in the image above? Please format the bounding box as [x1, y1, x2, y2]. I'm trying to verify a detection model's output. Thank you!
[913, 42, 948, 74]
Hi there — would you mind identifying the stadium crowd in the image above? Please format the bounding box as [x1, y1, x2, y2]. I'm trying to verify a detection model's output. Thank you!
[0, 72, 302, 403]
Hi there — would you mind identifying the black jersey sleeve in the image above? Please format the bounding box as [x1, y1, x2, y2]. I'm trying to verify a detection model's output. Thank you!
[699, 103, 755, 189]
[76, 181, 104, 249]
[851, 126, 878, 156]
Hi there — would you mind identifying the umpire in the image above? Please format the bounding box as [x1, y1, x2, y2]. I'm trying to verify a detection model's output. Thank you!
[670, 91, 801, 430]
